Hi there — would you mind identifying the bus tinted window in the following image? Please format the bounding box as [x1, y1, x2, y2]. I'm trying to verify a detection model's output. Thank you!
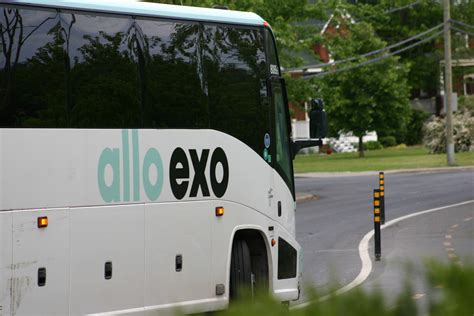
[0, 7, 65, 127]
[264, 29, 280, 76]
[63, 12, 141, 128]
[137, 19, 208, 129]
[203, 25, 269, 158]
[1, 6, 269, 157]
[277, 237, 297, 279]
[272, 81, 294, 193]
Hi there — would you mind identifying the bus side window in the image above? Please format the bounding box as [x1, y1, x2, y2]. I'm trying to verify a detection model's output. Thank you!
[277, 237, 297, 279]
[0, 7, 64, 128]
[271, 80, 294, 194]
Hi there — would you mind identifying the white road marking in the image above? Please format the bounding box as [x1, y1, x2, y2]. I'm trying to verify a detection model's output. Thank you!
[291, 199, 474, 310]
[443, 242, 451, 247]
[451, 224, 459, 229]
[445, 234, 452, 239]
[463, 217, 472, 222]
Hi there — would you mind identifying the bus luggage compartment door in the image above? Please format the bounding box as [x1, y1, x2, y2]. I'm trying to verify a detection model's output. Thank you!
[11, 209, 69, 315]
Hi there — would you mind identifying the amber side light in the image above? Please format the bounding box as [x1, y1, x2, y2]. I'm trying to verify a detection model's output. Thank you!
[215, 207, 224, 217]
[37, 216, 48, 228]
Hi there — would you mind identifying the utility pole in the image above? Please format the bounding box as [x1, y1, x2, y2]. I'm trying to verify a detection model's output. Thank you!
[443, 0, 455, 165]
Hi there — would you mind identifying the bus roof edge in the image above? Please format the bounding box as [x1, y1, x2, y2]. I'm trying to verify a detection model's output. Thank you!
[1, 0, 265, 26]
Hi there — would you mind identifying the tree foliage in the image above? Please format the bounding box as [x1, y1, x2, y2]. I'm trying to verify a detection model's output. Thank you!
[338, 0, 474, 95]
[315, 22, 411, 157]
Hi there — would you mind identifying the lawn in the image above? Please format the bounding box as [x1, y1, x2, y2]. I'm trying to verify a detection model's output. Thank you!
[293, 146, 474, 173]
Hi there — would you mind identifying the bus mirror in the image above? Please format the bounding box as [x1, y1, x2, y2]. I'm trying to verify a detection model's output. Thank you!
[309, 98, 327, 139]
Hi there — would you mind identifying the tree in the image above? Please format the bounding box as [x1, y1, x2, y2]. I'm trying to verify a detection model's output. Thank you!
[339, 0, 474, 100]
[315, 22, 411, 157]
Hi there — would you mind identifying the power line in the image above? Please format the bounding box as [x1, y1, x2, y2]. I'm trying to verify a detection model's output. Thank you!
[355, 1, 421, 22]
[285, 23, 444, 73]
[451, 19, 474, 30]
[384, 1, 421, 14]
[284, 20, 471, 79]
[452, 26, 474, 37]
[304, 30, 443, 80]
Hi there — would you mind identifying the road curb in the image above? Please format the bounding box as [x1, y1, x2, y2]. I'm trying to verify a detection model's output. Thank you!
[295, 166, 474, 178]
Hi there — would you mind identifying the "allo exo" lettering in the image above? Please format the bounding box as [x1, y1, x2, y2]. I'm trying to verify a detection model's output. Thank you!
[97, 130, 229, 203]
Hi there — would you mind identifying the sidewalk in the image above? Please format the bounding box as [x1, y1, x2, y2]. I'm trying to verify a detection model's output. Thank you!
[295, 166, 474, 178]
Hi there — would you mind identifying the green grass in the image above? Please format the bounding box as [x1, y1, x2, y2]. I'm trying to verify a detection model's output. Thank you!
[293, 146, 474, 173]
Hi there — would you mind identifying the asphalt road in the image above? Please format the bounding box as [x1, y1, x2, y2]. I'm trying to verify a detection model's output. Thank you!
[293, 169, 474, 305]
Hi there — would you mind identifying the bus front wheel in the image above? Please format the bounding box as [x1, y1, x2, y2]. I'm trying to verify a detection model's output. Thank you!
[230, 239, 253, 300]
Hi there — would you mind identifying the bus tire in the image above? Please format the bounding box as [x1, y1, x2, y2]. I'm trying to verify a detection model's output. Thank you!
[230, 238, 252, 300]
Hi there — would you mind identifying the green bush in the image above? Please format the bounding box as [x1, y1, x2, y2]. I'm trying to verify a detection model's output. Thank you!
[379, 136, 397, 147]
[364, 141, 383, 150]
[406, 109, 430, 145]
[458, 95, 474, 112]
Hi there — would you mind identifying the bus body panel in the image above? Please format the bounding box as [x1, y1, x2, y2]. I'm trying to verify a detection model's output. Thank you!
[0, 129, 276, 217]
[69, 204, 145, 315]
[0, 128, 299, 314]
[272, 169, 296, 237]
[144, 201, 212, 308]
[0, 213, 13, 316]
[10, 209, 69, 316]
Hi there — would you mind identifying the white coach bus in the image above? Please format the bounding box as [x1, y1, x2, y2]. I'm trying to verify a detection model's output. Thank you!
[0, 1, 325, 315]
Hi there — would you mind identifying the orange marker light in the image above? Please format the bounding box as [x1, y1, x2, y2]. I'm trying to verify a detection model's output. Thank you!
[37, 216, 48, 228]
[373, 191, 380, 198]
[215, 207, 224, 217]
[374, 216, 381, 222]
[271, 239, 276, 247]
[374, 200, 380, 207]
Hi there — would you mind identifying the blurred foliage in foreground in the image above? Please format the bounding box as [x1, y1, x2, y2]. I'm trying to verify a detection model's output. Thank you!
[188, 261, 474, 316]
